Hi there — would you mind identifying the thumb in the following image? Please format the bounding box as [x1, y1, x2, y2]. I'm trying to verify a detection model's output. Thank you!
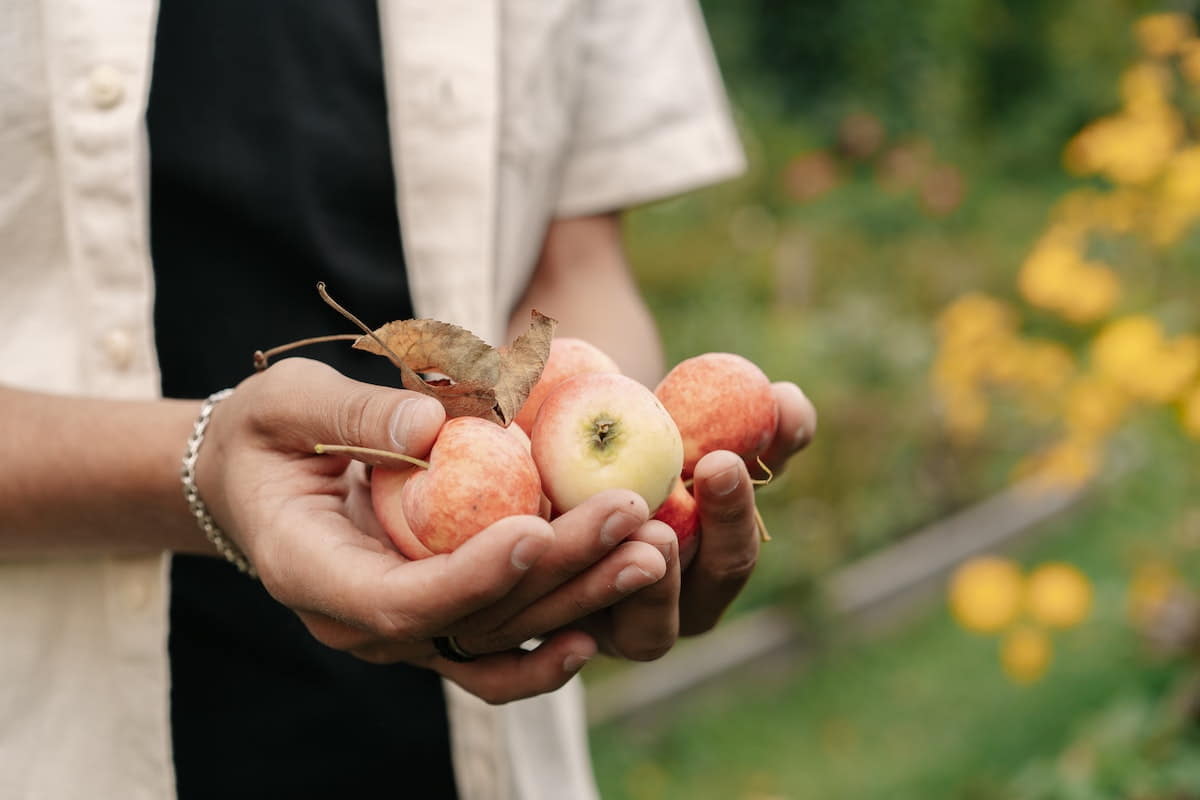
[256, 358, 446, 458]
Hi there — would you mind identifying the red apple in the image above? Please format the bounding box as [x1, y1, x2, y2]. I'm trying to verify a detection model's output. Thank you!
[371, 416, 542, 558]
[652, 476, 700, 565]
[531, 372, 683, 514]
[514, 337, 621, 434]
[654, 352, 778, 477]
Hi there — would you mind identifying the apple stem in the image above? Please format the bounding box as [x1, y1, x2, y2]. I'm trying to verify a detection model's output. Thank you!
[253, 334, 361, 371]
[313, 443, 430, 470]
[753, 506, 772, 542]
[751, 457, 774, 487]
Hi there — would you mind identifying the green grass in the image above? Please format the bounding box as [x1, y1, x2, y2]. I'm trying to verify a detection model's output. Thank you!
[589, 428, 1199, 800]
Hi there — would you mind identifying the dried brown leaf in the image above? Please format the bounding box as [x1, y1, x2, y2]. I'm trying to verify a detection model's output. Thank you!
[495, 310, 558, 425]
[352, 311, 557, 425]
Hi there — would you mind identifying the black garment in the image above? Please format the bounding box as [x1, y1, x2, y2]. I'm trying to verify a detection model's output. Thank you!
[147, 1, 457, 797]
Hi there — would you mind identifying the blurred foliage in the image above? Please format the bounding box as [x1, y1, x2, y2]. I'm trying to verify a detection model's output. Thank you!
[700, 0, 1167, 173]
[599, 1, 1200, 797]
[592, 425, 1200, 799]
[934, 11, 1200, 494]
[1009, 680, 1200, 799]
[627, 1, 1200, 606]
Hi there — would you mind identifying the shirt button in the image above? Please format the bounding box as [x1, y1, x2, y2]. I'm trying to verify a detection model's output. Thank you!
[102, 327, 135, 371]
[87, 64, 125, 110]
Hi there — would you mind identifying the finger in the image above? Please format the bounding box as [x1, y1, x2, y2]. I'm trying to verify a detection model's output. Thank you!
[602, 520, 681, 661]
[455, 489, 649, 633]
[757, 382, 817, 475]
[681, 450, 759, 636]
[261, 509, 554, 643]
[253, 357, 446, 458]
[456, 539, 667, 654]
[433, 630, 599, 705]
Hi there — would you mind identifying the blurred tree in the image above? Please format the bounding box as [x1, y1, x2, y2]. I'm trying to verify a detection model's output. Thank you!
[701, 0, 1176, 173]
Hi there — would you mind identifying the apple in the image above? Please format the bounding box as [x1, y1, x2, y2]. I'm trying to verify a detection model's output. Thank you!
[531, 372, 683, 514]
[654, 352, 778, 477]
[652, 476, 700, 564]
[503, 421, 554, 520]
[514, 337, 621, 434]
[371, 416, 542, 558]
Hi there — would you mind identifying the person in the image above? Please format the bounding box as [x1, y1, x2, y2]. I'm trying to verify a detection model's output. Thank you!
[0, 1, 817, 798]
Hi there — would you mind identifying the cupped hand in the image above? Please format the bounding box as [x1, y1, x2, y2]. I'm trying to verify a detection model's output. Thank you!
[678, 381, 817, 635]
[192, 358, 666, 703]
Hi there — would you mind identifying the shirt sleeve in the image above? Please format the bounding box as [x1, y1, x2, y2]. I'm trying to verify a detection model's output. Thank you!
[553, 0, 747, 218]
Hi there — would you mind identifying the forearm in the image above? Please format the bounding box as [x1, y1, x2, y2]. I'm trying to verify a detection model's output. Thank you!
[0, 385, 210, 556]
[508, 214, 665, 386]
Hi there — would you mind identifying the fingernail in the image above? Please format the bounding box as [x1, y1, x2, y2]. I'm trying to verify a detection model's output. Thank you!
[389, 397, 440, 453]
[510, 536, 547, 570]
[707, 465, 741, 497]
[792, 386, 816, 448]
[563, 653, 590, 673]
[792, 423, 813, 451]
[614, 565, 655, 593]
[600, 509, 637, 547]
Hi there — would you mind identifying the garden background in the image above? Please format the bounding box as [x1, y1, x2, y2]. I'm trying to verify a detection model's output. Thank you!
[588, 2, 1200, 798]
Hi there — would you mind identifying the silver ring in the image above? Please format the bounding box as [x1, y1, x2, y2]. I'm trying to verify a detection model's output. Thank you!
[433, 635, 476, 663]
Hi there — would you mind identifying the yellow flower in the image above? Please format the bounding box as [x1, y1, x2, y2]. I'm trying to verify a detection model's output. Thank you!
[1065, 374, 1130, 436]
[1152, 147, 1200, 243]
[1061, 264, 1120, 324]
[1001, 626, 1053, 684]
[1018, 241, 1079, 310]
[1064, 108, 1181, 185]
[1135, 13, 1195, 58]
[1161, 147, 1200, 203]
[948, 556, 1024, 633]
[1092, 315, 1166, 387]
[1093, 318, 1199, 403]
[936, 293, 1016, 347]
[1017, 238, 1119, 323]
[1025, 563, 1093, 629]
[1138, 336, 1200, 403]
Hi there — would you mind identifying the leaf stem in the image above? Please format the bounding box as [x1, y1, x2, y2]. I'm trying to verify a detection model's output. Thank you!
[316, 282, 409, 372]
[253, 334, 361, 371]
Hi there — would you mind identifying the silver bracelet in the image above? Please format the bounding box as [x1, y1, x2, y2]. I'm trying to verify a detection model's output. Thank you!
[181, 388, 257, 578]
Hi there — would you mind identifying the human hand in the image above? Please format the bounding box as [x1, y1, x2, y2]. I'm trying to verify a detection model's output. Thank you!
[678, 381, 817, 635]
[193, 358, 666, 703]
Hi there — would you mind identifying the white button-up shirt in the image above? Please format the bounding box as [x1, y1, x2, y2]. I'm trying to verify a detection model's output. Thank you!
[0, 1, 744, 797]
